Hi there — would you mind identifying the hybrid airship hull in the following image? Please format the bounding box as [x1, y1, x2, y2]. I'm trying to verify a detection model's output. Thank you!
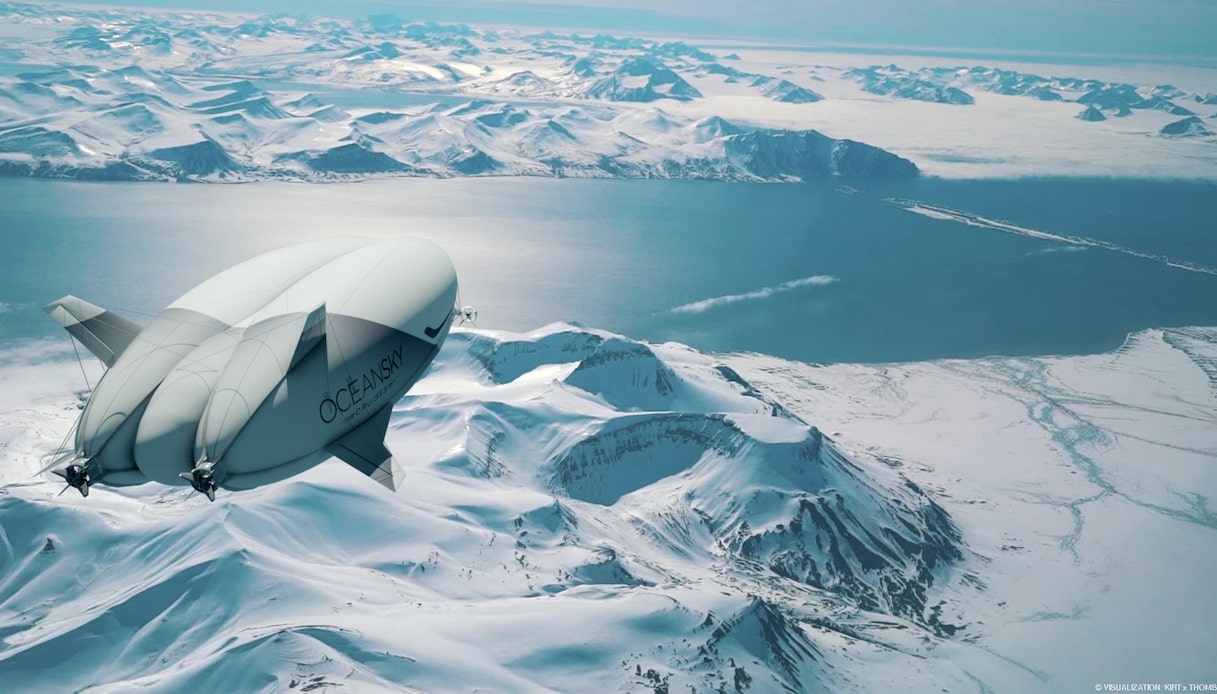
[44, 238, 459, 500]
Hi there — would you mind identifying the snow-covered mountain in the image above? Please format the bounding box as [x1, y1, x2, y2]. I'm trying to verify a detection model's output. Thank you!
[755, 77, 823, 104]
[582, 56, 703, 102]
[841, 63, 1212, 118]
[1161, 115, 1213, 138]
[1, 3, 1215, 181]
[2, 322, 1215, 691]
[845, 66, 976, 105]
[0, 66, 918, 182]
[1076, 104, 1106, 121]
[0, 324, 962, 692]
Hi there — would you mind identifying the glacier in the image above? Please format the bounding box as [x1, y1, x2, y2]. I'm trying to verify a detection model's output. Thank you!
[1, 322, 1214, 691]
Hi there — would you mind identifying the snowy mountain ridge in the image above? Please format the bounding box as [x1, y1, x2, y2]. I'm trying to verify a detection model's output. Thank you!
[2, 3, 1215, 181]
[4, 322, 1216, 690]
[0, 322, 969, 692]
[0, 66, 919, 181]
[0, 4, 921, 183]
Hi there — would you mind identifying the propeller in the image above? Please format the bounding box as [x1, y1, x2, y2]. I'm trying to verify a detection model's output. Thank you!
[458, 305, 478, 325]
[52, 461, 91, 497]
[180, 461, 218, 502]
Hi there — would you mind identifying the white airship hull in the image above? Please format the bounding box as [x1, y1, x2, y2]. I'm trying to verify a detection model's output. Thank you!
[44, 237, 459, 500]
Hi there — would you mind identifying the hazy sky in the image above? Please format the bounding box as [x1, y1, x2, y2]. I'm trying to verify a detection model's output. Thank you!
[68, 0, 1217, 60]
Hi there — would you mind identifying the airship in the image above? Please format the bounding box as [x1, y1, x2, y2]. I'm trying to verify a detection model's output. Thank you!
[42, 237, 463, 501]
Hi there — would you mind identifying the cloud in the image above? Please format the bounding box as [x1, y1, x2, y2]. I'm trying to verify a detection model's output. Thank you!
[0, 301, 36, 315]
[0, 340, 102, 410]
[670, 275, 838, 315]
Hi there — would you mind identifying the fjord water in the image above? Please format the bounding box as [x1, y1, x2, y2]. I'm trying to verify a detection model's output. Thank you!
[1, 176, 1215, 364]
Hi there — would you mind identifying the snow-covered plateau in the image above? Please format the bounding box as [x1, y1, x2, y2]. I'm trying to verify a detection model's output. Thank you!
[1, 322, 1214, 691]
[0, 3, 1215, 180]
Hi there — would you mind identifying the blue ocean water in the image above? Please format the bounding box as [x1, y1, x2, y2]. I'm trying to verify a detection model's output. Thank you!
[1, 176, 1214, 364]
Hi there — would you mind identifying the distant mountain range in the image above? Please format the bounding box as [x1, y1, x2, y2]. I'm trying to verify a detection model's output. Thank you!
[0, 64, 917, 182]
[0, 2, 1213, 183]
[844, 64, 1217, 118]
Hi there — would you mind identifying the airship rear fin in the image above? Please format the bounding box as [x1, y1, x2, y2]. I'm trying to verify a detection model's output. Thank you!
[290, 303, 327, 371]
[43, 295, 143, 368]
[199, 306, 328, 464]
[326, 403, 403, 492]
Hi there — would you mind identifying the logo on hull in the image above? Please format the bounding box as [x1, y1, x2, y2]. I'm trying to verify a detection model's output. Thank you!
[318, 343, 405, 423]
[424, 308, 452, 339]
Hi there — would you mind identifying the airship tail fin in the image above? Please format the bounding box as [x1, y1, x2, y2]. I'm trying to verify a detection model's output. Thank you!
[290, 303, 327, 370]
[44, 295, 143, 368]
[326, 403, 404, 492]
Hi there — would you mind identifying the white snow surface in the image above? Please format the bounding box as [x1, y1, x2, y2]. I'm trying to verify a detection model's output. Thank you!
[1, 322, 1215, 691]
[0, 3, 1215, 180]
